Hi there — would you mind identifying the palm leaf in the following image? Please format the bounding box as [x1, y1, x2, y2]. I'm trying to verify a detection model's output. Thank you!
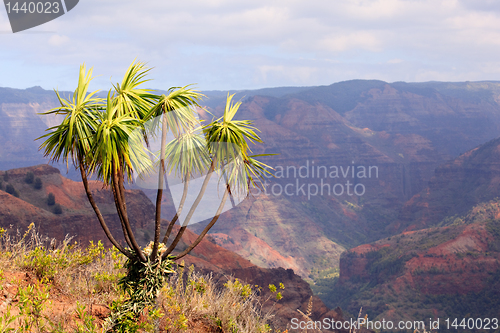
[37, 64, 103, 167]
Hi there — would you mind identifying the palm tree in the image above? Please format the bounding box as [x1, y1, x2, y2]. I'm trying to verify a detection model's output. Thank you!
[38, 61, 272, 324]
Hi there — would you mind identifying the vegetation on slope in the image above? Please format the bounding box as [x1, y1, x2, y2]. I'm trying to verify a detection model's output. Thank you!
[0, 225, 286, 332]
[313, 199, 500, 324]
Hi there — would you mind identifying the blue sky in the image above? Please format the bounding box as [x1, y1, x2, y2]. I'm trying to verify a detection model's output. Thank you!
[1, 0, 500, 91]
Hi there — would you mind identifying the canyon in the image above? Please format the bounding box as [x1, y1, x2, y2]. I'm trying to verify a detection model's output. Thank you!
[2, 79, 500, 324]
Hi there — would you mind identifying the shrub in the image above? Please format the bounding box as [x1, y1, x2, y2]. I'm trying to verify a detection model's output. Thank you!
[0, 180, 3, 190]
[34, 177, 43, 190]
[0, 227, 279, 332]
[147, 265, 278, 333]
[3, 172, 9, 182]
[47, 193, 55, 206]
[53, 204, 62, 215]
[5, 184, 19, 198]
[25, 171, 34, 184]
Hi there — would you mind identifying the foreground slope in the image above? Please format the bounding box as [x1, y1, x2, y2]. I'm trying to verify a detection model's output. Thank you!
[0, 164, 341, 328]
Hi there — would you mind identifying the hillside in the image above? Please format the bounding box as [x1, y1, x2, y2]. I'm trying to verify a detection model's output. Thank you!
[191, 80, 500, 279]
[394, 136, 500, 232]
[3, 80, 500, 288]
[0, 164, 153, 246]
[312, 135, 500, 322]
[314, 199, 500, 323]
[0, 164, 341, 329]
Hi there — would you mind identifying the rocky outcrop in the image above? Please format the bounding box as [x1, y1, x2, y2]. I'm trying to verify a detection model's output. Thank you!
[331, 200, 500, 322]
[394, 137, 500, 232]
[0, 164, 154, 245]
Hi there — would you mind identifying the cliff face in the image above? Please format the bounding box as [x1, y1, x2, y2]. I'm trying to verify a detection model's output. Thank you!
[191, 90, 455, 279]
[4, 80, 500, 295]
[0, 164, 154, 246]
[394, 136, 500, 232]
[0, 87, 63, 170]
[323, 200, 500, 323]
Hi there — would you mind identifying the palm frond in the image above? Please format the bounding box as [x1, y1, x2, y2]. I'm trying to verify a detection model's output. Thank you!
[37, 64, 103, 168]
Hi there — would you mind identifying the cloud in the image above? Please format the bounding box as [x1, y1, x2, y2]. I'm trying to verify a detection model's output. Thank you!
[1, 0, 500, 90]
[48, 35, 70, 46]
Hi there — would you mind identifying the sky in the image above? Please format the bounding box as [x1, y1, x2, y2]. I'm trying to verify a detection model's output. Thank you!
[1, 0, 500, 91]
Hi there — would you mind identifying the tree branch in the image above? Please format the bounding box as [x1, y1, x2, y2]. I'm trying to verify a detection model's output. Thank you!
[162, 173, 190, 244]
[164, 160, 215, 255]
[79, 162, 134, 260]
[152, 111, 167, 260]
[110, 181, 133, 250]
[172, 185, 229, 260]
[111, 163, 147, 262]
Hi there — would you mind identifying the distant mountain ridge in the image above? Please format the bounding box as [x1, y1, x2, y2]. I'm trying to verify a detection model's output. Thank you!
[3, 79, 500, 282]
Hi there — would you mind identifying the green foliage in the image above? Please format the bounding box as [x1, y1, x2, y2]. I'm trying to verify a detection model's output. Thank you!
[0, 307, 17, 333]
[16, 281, 51, 332]
[47, 192, 55, 206]
[2, 172, 9, 182]
[24, 171, 34, 184]
[106, 257, 175, 331]
[34, 177, 43, 190]
[0, 179, 3, 191]
[21, 240, 105, 280]
[5, 184, 19, 197]
[486, 219, 500, 251]
[74, 302, 100, 333]
[53, 203, 63, 215]
[225, 279, 253, 299]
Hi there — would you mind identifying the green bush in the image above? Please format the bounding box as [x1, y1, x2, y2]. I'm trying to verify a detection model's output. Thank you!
[3, 172, 9, 182]
[5, 184, 19, 198]
[47, 193, 55, 206]
[0, 228, 277, 332]
[53, 204, 62, 215]
[24, 171, 34, 184]
[34, 177, 43, 190]
[21, 240, 106, 280]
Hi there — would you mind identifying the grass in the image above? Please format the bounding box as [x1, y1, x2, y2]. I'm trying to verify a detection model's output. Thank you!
[0, 224, 286, 332]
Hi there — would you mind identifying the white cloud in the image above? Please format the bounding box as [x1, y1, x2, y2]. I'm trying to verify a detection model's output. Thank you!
[48, 35, 70, 46]
[1, 0, 500, 90]
[388, 58, 403, 64]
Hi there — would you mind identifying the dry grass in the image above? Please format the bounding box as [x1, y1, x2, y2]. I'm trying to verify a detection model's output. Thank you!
[0, 225, 285, 332]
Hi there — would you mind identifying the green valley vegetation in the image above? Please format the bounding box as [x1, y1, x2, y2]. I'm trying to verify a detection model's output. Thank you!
[37, 61, 273, 330]
[53, 203, 63, 215]
[34, 177, 43, 190]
